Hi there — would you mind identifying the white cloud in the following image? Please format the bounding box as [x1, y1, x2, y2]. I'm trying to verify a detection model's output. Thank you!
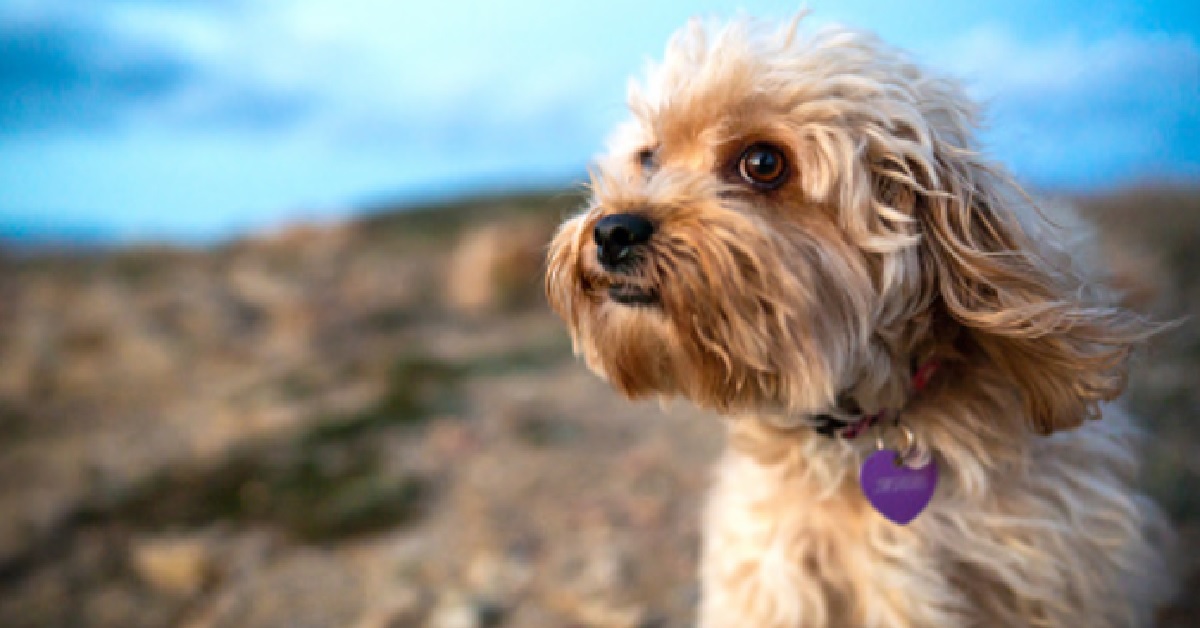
[78, 0, 628, 158]
[938, 25, 1199, 99]
[922, 26, 1200, 187]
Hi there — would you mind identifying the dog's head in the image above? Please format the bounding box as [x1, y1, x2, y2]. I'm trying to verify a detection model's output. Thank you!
[546, 17, 1144, 434]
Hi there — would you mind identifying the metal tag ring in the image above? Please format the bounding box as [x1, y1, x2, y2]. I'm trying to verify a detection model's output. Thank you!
[875, 421, 917, 460]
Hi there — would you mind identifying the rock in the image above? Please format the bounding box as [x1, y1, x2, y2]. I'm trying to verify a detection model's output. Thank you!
[426, 590, 504, 628]
[467, 550, 531, 601]
[352, 585, 423, 628]
[444, 219, 552, 316]
[568, 597, 649, 628]
[189, 550, 366, 627]
[130, 535, 213, 597]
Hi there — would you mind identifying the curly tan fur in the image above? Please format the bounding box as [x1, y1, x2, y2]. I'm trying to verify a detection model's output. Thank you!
[545, 15, 1176, 627]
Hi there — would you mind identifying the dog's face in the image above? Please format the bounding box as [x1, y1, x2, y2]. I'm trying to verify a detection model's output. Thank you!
[547, 18, 1141, 431]
[546, 19, 926, 417]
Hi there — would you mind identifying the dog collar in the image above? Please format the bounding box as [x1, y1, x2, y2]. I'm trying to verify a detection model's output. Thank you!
[812, 361, 940, 440]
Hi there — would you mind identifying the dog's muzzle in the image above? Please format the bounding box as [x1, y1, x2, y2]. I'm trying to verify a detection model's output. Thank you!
[592, 213, 659, 306]
[594, 213, 654, 270]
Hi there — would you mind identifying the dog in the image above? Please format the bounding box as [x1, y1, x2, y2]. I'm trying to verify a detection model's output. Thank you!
[545, 15, 1177, 628]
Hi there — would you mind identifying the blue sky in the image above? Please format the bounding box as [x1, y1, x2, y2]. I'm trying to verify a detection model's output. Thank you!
[1, 1, 1197, 242]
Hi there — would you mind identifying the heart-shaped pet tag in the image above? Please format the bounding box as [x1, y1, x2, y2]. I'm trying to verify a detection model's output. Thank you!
[859, 449, 938, 525]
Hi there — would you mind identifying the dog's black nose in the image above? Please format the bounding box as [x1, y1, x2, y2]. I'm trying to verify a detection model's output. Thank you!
[594, 213, 654, 269]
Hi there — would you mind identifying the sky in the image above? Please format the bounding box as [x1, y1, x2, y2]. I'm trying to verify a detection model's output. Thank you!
[1, 0, 1198, 243]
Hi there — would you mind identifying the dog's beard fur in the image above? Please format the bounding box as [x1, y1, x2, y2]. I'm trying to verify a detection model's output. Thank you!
[546, 16, 1147, 433]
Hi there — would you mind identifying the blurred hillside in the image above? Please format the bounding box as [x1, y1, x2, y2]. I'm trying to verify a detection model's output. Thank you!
[0, 186, 1197, 627]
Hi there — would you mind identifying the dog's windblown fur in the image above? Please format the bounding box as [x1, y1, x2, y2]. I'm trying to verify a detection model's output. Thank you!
[546, 15, 1176, 627]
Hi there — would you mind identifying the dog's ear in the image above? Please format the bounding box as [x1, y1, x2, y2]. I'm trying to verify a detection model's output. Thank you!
[903, 161, 1147, 435]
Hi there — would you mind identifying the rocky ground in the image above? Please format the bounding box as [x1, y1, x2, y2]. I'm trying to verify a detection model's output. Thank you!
[0, 187, 1196, 627]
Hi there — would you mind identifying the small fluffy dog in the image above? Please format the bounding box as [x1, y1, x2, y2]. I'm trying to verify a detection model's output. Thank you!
[545, 16, 1176, 628]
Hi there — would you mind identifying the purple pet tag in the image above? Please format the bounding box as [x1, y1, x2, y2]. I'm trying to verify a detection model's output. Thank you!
[860, 449, 938, 525]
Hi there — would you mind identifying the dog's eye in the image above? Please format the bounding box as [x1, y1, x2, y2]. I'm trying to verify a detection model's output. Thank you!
[738, 143, 787, 189]
[637, 148, 657, 170]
